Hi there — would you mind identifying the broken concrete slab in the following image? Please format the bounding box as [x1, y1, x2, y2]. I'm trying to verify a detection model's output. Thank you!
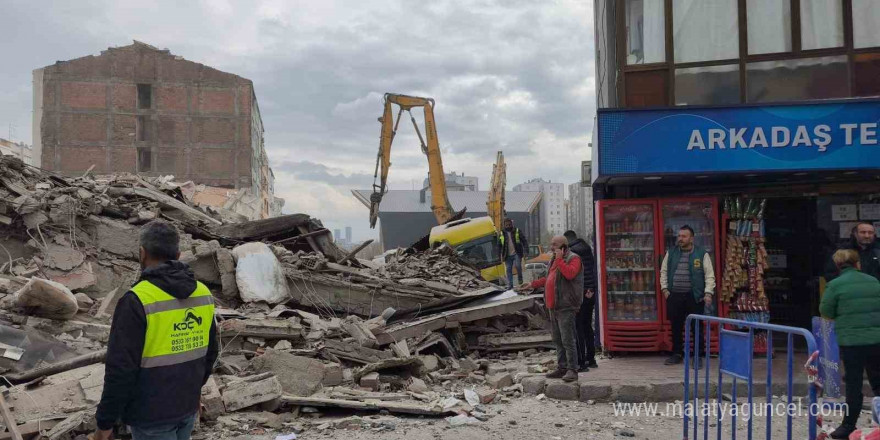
[322, 339, 392, 365]
[47, 262, 97, 291]
[221, 375, 283, 412]
[322, 362, 344, 387]
[375, 294, 538, 345]
[43, 245, 85, 271]
[341, 316, 378, 348]
[220, 319, 303, 341]
[353, 357, 425, 383]
[201, 377, 225, 420]
[486, 373, 513, 389]
[233, 242, 290, 304]
[180, 250, 220, 285]
[73, 293, 94, 312]
[13, 277, 79, 320]
[417, 355, 440, 372]
[215, 248, 239, 300]
[249, 350, 325, 397]
[360, 372, 380, 391]
[407, 377, 429, 394]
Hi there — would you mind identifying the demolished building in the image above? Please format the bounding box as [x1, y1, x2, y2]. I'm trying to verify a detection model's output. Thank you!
[32, 40, 283, 220]
[0, 156, 554, 438]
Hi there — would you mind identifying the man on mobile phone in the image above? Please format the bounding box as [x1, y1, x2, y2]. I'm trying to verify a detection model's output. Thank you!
[518, 236, 583, 382]
[564, 230, 598, 372]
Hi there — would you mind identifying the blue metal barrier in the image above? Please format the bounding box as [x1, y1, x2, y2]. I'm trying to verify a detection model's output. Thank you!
[683, 315, 819, 440]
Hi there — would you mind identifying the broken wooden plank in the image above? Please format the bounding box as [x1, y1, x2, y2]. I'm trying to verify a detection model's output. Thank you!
[220, 319, 304, 341]
[5, 349, 107, 384]
[46, 410, 90, 440]
[338, 239, 374, 265]
[375, 294, 539, 345]
[280, 396, 454, 416]
[328, 392, 409, 402]
[0, 392, 22, 440]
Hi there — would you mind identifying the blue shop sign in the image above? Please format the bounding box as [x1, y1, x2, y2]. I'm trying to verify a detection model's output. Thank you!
[597, 99, 880, 177]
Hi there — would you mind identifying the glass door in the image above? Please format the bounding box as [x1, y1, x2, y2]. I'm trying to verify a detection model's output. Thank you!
[602, 203, 658, 322]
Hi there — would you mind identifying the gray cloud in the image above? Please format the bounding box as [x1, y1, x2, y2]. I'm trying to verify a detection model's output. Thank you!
[0, 0, 595, 242]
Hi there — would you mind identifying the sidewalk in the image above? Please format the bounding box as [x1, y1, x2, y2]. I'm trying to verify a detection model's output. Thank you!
[518, 353, 874, 403]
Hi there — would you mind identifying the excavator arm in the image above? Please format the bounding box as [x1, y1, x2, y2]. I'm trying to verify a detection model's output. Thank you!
[486, 151, 506, 233]
[370, 93, 455, 228]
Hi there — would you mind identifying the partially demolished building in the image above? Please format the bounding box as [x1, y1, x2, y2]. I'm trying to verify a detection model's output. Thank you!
[32, 41, 282, 220]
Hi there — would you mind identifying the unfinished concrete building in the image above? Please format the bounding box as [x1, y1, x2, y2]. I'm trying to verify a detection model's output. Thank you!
[32, 41, 281, 219]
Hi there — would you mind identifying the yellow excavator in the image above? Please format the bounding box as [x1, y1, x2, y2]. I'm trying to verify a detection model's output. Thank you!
[369, 93, 506, 283]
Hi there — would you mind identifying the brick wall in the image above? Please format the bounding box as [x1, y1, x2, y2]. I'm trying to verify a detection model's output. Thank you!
[37, 42, 256, 189]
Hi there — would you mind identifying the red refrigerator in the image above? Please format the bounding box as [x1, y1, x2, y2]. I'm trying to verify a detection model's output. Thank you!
[597, 197, 722, 353]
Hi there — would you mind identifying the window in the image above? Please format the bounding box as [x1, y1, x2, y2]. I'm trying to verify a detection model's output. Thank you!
[675, 64, 740, 105]
[137, 84, 152, 109]
[746, 0, 791, 54]
[673, 0, 738, 63]
[800, 0, 843, 50]
[746, 56, 848, 103]
[854, 53, 880, 97]
[137, 116, 151, 141]
[853, 0, 880, 49]
[137, 147, 152, 172]
[456, 235, 501, 269]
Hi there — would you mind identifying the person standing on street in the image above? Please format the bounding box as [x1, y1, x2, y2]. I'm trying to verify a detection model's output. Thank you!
[660, 225, 715, 366]
[564, 230, 598, 372]
[93, 220, 218, 440]
[500, 218, 529, 287]
[819, 249, 880, 439]
[518, 236, 583, 382]
[825, 222, 880, 282]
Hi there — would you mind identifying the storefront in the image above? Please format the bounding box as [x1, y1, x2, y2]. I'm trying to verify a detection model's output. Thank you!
[591, 98, 880, 353]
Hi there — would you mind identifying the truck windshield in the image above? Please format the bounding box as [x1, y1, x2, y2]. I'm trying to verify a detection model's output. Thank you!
[455, 235, 501, 269]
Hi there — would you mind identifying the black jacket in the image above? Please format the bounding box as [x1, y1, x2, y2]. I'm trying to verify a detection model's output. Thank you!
[96, 261, 219, 430]
[500, 227, 528, 258]
[568, 238, 598, 291]
[825, 237, 880, 282]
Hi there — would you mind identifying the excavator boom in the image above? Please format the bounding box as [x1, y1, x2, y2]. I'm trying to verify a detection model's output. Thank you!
[370, 93, 455, 228]
[486, 151, 506, 232]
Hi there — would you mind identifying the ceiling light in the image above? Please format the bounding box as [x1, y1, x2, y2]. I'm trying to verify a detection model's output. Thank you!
[843, 171, 858, 175]
[825, 176, 836, 180]
[745, 174, 757, 177]
[695, 175, 709, 179]
[793, 172, 808, 176]
[644, 176, 662, 181]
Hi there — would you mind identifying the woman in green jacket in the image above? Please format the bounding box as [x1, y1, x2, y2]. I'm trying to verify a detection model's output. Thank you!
[819, 249, 880, 439]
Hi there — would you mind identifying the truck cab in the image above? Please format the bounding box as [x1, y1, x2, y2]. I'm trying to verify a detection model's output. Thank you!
[428, 217, 506, 284]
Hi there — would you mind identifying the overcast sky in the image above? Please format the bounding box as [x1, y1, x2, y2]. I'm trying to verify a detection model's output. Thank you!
[0, 0, 596, 242]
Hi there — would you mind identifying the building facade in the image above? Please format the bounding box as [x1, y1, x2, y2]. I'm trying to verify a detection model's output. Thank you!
[513, 178, 566, 237]
[592, 0, 880, 346]
[0, 138, 34, 165]
[423, 172, 479, 191]
[567, 179, 594, 242]
[32, 41, 280, 218]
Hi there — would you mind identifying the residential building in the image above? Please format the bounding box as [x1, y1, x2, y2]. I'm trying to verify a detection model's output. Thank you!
[567, 179, 594, 242]
[345, 227, 352, 243]
[423, 172, 478, 191]
[352, 190, 542, 251]
[32, 41, 281, 218]
[334, 229, 342, 241]
[512, 178, 566, 237]
[0, 138, 34, 165]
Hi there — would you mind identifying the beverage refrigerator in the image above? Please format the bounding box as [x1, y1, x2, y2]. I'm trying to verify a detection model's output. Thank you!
[597, 197, 722, 353]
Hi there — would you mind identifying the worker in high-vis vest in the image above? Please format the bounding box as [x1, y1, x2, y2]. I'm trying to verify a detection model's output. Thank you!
[93, 220, 218, 440]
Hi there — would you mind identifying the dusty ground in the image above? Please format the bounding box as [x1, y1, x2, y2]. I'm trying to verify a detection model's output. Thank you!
[195, 394, 843, 440]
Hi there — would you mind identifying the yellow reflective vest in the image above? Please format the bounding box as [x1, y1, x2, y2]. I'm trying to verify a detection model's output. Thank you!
[131, 280, 215, 368]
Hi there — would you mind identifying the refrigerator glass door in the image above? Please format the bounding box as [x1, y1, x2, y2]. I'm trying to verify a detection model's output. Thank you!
[660, 201, 716, 260]
[603, 203, 657, 322]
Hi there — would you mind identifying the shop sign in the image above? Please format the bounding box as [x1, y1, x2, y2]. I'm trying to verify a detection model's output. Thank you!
[860, 204, 880, 220]
[597, 100, 880, 176]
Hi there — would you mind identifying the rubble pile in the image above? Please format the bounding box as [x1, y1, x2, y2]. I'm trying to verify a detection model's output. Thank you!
[0, 156, 555, 439]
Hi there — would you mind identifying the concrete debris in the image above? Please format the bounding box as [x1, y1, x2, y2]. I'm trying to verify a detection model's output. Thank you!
[13, 277, 79, 320]
[233, 242, 290, 304]
[0, 155, 570, 438]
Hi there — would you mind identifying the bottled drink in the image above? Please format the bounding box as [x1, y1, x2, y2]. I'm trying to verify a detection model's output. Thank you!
[608, 294, 617, 320]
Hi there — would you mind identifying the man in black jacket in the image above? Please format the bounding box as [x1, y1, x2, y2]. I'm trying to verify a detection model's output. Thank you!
[825, 222, 880, 282]
[564, 230, 599, 371]
[93, 221, 218, 440]
[500, 218, 529, 287]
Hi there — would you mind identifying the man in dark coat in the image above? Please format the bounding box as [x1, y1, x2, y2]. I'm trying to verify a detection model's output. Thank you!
[825, 222, 880, 282]
[564, 230, 598, 371]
